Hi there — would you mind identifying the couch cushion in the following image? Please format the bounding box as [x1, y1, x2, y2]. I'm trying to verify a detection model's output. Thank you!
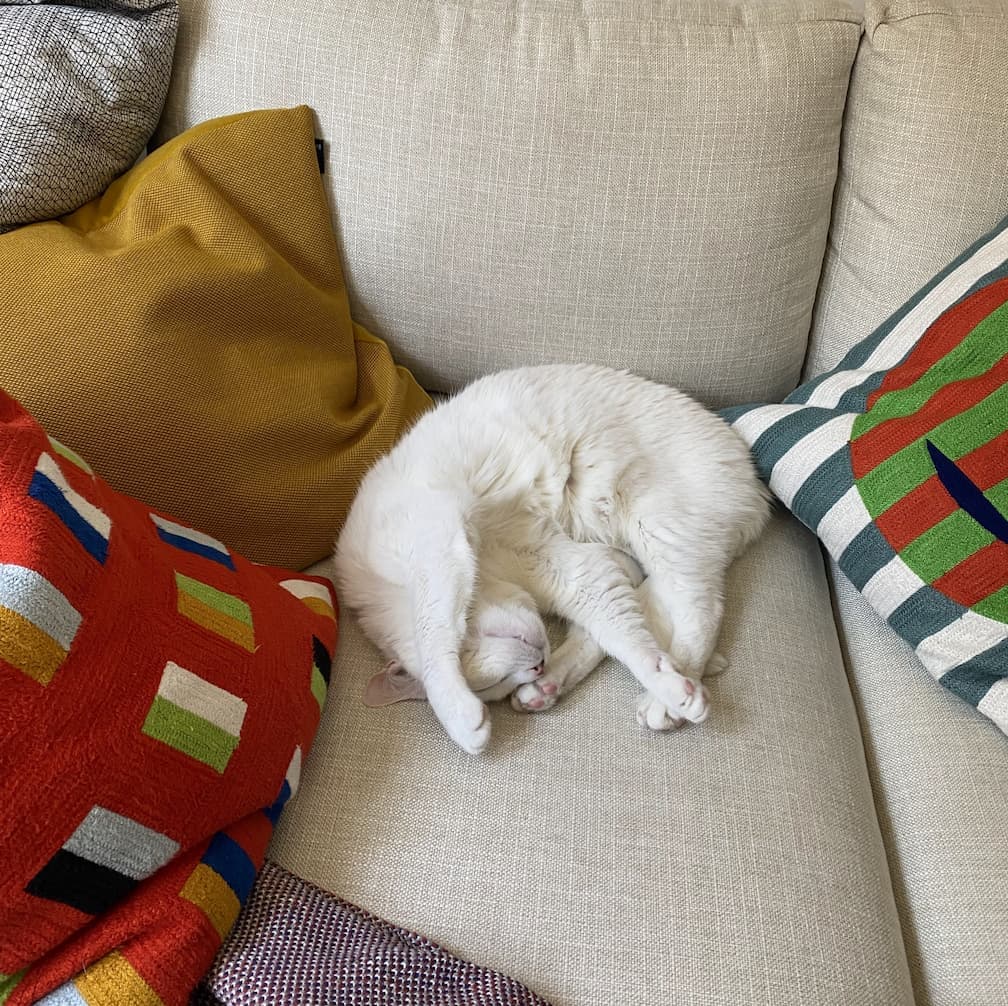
[829, 568, 1008, 1006]
[157, 0, 860, 406]
[807, 0, 1008, 378]
[269, 513, 914, 1006]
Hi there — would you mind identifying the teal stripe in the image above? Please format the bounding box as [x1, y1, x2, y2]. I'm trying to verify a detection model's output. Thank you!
[838, 522, 894, 590]
[748, 406, 848, 479]
[888, 585, 965, 648]
[791, 447, 855, 530]
[939, 638, 1008, 707]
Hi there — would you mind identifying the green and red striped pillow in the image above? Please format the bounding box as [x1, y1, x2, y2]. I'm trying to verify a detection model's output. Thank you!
[723, 215, 1008, 736]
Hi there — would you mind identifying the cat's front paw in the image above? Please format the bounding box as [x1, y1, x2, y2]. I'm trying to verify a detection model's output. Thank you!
[511, 677, 561, 713]
[428, 686, 491, 754]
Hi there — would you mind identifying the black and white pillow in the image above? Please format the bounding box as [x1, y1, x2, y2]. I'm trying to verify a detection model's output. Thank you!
[0, 0, 178, 230]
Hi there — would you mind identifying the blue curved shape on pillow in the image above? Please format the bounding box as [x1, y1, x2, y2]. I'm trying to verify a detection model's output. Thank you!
[927, 439, 1008, 543]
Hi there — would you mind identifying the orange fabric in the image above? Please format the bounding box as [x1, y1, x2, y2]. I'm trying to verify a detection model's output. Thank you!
[0, 107, 431, 569]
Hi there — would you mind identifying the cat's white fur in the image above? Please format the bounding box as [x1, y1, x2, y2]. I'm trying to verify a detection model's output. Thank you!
[335, 364, 769, 754]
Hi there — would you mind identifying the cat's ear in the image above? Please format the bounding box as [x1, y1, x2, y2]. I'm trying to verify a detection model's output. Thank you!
[363, 661, 426, 706]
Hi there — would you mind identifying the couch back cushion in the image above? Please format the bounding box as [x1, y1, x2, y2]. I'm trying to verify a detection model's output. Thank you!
[807, 0, 1008, 378]
[157, 0, 860, 406]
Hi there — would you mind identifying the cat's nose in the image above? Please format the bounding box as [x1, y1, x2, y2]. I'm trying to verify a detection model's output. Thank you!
[531, 662, 545, 677]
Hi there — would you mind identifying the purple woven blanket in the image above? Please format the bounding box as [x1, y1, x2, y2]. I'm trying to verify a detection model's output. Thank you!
[191, 860, 551, 1006]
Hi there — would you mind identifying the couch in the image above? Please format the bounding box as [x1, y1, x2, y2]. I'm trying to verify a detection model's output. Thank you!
[154, 2, 1008, 1003]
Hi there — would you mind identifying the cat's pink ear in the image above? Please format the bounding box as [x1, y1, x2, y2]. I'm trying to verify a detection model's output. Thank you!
[363, 662, 427, 706]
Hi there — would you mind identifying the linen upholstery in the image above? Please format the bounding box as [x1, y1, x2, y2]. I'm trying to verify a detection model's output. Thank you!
[270, 513, 915, 1006]
[158, 0, 861, 405]
[806, 0, 1008, 378]
[830, 569, 1008, 1006]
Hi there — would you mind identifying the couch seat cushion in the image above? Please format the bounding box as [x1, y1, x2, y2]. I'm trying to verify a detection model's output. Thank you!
[830, 568, 1008, 1006]
[270, 513, 914, 1006]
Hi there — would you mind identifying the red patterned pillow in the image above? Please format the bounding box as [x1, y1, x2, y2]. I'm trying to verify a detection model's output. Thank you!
[0, 390, 337, 1004]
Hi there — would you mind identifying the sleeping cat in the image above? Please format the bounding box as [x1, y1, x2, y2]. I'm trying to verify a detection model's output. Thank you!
[335, 364, 769, 754]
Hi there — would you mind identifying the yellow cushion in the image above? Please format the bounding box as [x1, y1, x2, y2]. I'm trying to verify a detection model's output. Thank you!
[0, 106, 431, 569]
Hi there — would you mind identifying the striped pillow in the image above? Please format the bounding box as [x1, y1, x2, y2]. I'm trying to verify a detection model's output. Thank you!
[723, 216, 1008, 736]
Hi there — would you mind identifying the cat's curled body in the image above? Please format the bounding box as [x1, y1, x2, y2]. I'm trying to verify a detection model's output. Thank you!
[335, 364, 769, 754]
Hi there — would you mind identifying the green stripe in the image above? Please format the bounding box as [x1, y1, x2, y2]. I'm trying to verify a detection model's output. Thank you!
[48, 436, 93, 474]
[143, 695, 238, 773]
[0, 971, 26, 1004]
[852, 301, 1008, 440]
[311, 665, 328, 711]
[855, 383, 1008, 517]
[974, 584, 1008, 622]
[900, 511, 994, 582]
[175, 573, 252, 626]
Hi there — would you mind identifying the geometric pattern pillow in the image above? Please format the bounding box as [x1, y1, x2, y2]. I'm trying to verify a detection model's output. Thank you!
[0, 390, 337, 1005]
[723, 215, 1008, 737]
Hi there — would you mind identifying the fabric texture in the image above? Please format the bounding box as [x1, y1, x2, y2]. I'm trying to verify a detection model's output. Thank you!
[806, 0, 1008, 378]
[0, 106, 431, 570]
[725, 216, 1008, 735]
[191, 859, 551, 1006]
[0, 0, 178, 230]
[269, 513, 915, 1006]
[0, 390, 337, 1005]
[157, 0, 860, 406]
[830, 567, 1008, 1006]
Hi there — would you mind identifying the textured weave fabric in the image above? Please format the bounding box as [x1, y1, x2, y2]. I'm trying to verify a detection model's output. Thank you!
[157, 0, 860, 406]
[0, 107, 431, 570]
[0, 391, 337, 1006]
[0, 0, 178, 230]
[725, 216, 1008, 734]
[830, 569, 1008, 1006]
[270, 513, 915, 1006]
[193, 860, 551, 1006]
[806, 0, 1008, 379]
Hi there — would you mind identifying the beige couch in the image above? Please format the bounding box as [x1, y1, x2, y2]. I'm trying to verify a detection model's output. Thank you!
[157, 2, 1008, 1003]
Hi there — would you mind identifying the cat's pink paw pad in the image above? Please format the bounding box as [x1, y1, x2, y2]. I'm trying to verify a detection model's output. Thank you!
[511, 680, 559, 713]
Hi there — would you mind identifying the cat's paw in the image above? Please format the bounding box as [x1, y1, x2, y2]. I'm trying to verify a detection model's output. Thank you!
[511, 676, 562, 713]
[649, 654, 710, 723]
[635, 693, 687, 731]
[428, 686, 491, 754]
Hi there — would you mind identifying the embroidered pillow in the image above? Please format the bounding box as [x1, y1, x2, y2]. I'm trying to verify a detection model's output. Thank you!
[724, 216, 1008, 735]
[0, 390, 337, 1005]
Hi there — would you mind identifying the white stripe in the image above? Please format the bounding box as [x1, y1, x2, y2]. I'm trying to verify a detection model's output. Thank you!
[770, 414, 857, 507]
[286, 746, 302, 796]
[730, 403, 811, 446]
[916, 611, 1008, 678]
[150, 514, 229, 554]
[862, 555, 924, 621]
[977, 679, 1008, 735]
[157, 661, 247, 736]
[808, 227, 1008, 408]
[279, 578, 333, 604]
[36, 453, 111, 539]
[817, 484, 872, 557]
[0, 564, 81, 649]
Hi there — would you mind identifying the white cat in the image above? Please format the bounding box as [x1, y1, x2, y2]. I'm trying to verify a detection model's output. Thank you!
[335, 364, 769, 754]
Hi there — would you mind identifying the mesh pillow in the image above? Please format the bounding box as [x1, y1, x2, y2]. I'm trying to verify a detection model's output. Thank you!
[0, 0, 178, 230]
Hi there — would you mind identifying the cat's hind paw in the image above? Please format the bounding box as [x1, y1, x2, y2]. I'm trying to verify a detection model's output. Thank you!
[511, 677, 561, 713]
[635, 693, 687, 731]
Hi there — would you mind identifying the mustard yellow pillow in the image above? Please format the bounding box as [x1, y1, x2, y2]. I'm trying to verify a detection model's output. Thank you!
[0, 106, 431, 569]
